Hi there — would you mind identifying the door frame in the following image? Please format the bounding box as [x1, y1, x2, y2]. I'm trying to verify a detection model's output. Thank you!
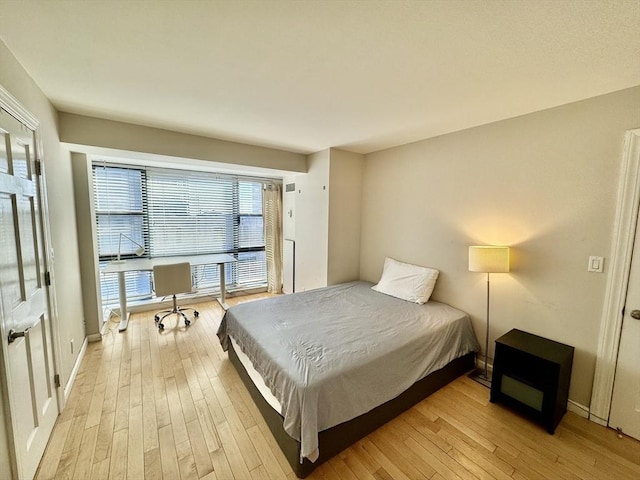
[590, 129, 640, 425]
[0, 83, 64, 425]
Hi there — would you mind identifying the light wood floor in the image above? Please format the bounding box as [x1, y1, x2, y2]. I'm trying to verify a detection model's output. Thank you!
[36, 294, 640, 480]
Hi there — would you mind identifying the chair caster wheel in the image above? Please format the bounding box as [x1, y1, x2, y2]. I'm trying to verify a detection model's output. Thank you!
[194, 311, 199, 317]
[185, 319, 191, 326]
[158, 323, 164, 330]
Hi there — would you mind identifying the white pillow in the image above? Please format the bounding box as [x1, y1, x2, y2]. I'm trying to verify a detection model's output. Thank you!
[372, 257, 439, 304]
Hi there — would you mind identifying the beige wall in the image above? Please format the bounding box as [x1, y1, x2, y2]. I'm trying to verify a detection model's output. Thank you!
[59, 113, 306, 173]
[71, 153, 103, 337]
[360, 86, 640, 407]
[328, 149, 363, 285]
[0, 41, 86, 393]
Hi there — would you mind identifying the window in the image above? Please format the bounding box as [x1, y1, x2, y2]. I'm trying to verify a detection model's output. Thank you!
[93, 162, 275, 306]
[94, 166, 150, 303]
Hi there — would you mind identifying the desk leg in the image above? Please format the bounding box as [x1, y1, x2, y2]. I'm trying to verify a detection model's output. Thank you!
[117, 271, 130, 332]
[217, 262, 229, 310]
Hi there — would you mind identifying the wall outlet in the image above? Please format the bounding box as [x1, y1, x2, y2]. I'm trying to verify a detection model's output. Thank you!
[588, 256, 604, 273]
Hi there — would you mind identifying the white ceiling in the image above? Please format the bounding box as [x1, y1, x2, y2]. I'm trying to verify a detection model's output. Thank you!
[1, 0, 639, 155]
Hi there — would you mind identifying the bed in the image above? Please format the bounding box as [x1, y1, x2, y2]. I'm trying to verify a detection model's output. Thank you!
[217, 280, 480, 478]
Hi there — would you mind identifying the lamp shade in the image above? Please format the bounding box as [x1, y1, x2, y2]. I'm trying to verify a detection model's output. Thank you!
[468, 246, 510, 273]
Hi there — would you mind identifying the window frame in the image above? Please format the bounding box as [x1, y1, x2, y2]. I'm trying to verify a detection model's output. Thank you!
[93, 161, 277, 306]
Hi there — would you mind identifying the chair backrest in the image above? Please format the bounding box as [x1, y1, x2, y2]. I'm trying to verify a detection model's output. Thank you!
[153, 262, 192, 297]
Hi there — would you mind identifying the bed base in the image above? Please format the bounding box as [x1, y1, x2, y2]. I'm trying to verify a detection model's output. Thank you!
[228, 343, 475, 478]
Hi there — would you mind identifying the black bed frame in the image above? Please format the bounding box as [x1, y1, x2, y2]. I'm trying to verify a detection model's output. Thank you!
[228, 343, 475, 478]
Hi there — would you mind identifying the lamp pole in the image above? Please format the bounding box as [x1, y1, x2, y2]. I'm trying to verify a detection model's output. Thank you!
[484, 272, 490, 380]
[468, 245, 510, 388]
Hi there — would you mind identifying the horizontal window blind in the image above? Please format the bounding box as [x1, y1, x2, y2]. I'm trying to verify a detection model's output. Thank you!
[93, 164, 151, 304]
[93, 162, 277, 306]
[94, 166, 147, 259]
[146, 169, 235, 256]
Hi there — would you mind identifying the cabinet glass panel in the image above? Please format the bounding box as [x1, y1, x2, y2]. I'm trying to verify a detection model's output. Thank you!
[501, 375, 544, 411]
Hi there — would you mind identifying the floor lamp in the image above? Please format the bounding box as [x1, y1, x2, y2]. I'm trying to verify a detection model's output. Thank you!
[468, 245, 510, 387]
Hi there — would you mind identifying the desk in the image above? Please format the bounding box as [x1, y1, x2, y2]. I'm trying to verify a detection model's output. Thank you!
[103, 253, 237, 332]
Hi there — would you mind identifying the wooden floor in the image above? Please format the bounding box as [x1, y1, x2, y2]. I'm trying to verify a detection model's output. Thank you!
[36, 294, 640, 480]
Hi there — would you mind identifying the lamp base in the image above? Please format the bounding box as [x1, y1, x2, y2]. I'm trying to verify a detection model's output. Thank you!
[468, 369, 492, 388]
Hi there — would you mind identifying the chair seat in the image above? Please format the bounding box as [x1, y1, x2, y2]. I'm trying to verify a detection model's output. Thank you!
[152, 262, 196, 330]
[153, 262, 192, 296]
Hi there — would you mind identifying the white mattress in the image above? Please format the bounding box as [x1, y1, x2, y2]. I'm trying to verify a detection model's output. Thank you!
[230, 336, 282, 414]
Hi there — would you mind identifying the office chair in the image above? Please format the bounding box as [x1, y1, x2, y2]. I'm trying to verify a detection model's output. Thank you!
[152, 262, 199, 330]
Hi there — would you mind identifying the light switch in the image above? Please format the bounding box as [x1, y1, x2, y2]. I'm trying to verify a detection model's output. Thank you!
[588, 256, 604, 273]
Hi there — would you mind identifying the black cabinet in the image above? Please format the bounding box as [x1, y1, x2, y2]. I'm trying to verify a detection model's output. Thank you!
[490, 329, 574, 434]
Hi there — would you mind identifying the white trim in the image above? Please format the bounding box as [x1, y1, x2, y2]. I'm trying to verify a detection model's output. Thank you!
[567, 400, 590, 419]
[589, 415, 608, 427]
[34, 140, 65, 413]
[590, 129, 640, 424]
[63, 337, 88, 402]
[87, 333, 103, 343]
[475, 355, 493, 375]
[0, 84, 39, 129]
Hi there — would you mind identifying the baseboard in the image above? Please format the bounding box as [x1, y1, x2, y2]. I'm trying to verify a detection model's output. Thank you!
[63, 337, 88, 402]
[474, 355, 493, 377]
[87, 333, 103, 342]
[588, 412, 609, 426]
[567, 399, 589, 419]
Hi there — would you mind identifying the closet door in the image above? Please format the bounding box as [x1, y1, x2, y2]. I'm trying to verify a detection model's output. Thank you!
[0, 107, 58, 480]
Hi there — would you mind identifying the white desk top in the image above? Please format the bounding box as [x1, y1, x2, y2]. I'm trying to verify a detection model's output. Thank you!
[102, 253, 237, 273]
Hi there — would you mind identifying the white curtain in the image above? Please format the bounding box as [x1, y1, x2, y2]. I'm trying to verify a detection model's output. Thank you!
[263, 184, 283, 293]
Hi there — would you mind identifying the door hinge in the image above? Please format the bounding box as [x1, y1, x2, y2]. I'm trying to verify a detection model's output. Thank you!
[44, 271, 51, 286]
[54, 374, 60, 388]
[35, 160, 42, 176]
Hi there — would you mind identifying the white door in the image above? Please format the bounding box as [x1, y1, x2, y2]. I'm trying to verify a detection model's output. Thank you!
[609, 205, 640, 441]
[0, 108, 59, 479]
